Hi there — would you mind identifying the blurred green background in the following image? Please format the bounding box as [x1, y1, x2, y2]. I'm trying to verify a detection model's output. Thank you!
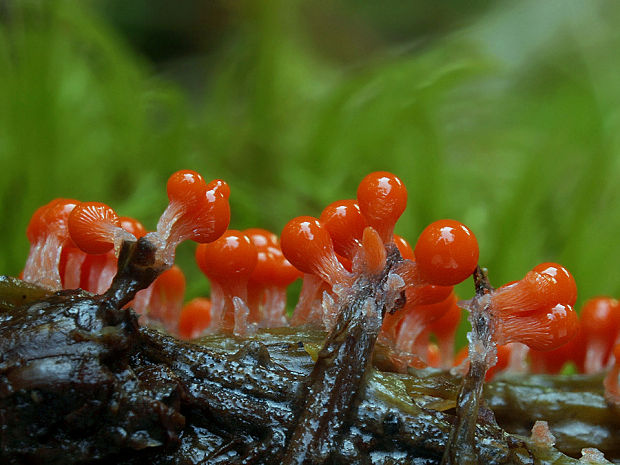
[2, 0, 620, 324]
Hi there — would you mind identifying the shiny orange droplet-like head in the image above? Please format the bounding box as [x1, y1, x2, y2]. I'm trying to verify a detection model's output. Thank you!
[68, 202, 121, 255]
[357, 171, 407, 243]
[414, 219, 479, 286]
[196, 230, 258, 281]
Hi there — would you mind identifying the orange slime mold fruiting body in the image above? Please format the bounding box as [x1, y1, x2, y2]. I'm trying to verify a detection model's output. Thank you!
[23, 198, 79, 290]
[579, 297, 620, 373]
[153, 170, 231, 266]
[319, 199, 367, 261]
[68, 202, 130, 255]
[413, 219, 479, 287]
[356, 171, 407, 244]
[196, 230, 258, 335]
[280, 216, 352, 287]
[178, 297, 212, 340]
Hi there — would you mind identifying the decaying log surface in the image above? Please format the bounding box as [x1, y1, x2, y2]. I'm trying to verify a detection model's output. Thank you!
[1, 241, 618, 465]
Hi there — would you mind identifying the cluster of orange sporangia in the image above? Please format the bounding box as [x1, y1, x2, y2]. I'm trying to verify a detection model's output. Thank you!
[18, 169, 620, 401]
